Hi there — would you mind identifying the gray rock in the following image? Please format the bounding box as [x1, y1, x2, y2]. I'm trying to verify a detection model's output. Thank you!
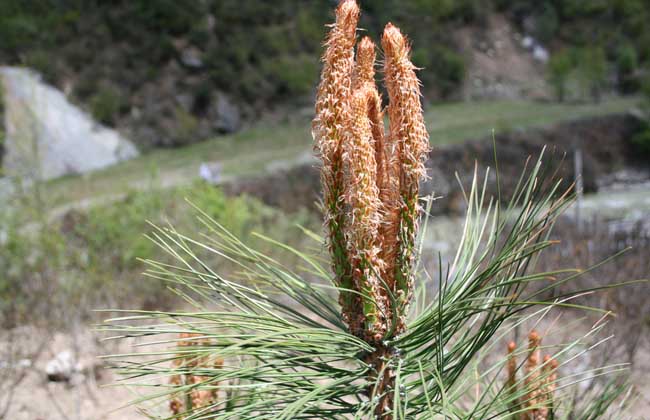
[0, 177, 13, 199]
[45, 350, 79, 382]
[180, 47, 204, 69]
[206, 14, 217, 31]
[521, 36, 534, 49]
[213, 92, 241, 134]
[199, 161, 222, 185]
[532, 45, 549, 62]
[1, 67, 139, 180]
[175, 93, 194, 111]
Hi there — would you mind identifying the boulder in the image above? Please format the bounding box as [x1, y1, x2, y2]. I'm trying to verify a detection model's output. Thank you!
[199, 161, 222, 185]
[0, 67, 139, 180]
[180, 47, 204, 69]
[521, 36, 534, 50]
[532, 45, 549, 63]
[45, 350, 79, 382]
[213, 92, 241, 134]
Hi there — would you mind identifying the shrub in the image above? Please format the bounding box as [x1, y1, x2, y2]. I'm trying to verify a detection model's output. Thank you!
[0, 83, 4, 175]
[261, 54, 318, 97]
[631, 125, 650, 155]
[616, 43, 639, 93]
[547, 49, 573, 102]
[613, 0, 648, 36]
[296, 7, 326, 47]
[631, 78, 650, 154]
[577, 46, 608, 103]
[128, 0, 200, 36]
[89, 86, 125, 126]
[0, 14, 38, 54]
[172, 107, 200, 145]
[413, 45, 466, 98]
[22, 50, 57, 83]
[561, 0, 610, 18]
[534, 3, 559, 43]
[408, 0, 485, 22]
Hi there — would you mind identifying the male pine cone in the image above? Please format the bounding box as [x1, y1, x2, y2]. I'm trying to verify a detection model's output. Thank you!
[312, 0, 430, 343]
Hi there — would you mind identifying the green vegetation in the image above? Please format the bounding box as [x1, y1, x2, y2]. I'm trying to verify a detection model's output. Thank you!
[631, 128, 650, 154]
[22, 49, 57, 83]
[414, 45, 465, 98]
[631, 77, 650, 155]
[0, 0, 484, 148]
[172, 106, 201, 144]
[547, 46, 609, 103]
[0, 82, 4, 176]
[0, 180, 317, 328]
[548, 49, 572, 102]
[504, 0, 650, 99]
[616, 43, 640, 93]
[89, 85, 126, 126]
[1, 0, 649, 146]
[577, 46, 607, 102]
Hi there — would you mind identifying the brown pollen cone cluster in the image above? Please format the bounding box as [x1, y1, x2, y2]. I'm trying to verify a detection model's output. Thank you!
[312, 0, 429, 343]
[169, 333, 223, 419]
[506, 331, 560, 420]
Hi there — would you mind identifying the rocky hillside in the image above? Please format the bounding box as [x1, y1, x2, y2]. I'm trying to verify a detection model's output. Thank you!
[0, 0, 649, 149]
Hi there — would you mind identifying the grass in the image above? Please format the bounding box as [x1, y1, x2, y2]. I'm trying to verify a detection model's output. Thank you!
[44, 97, 638, 208]
[426, 96, 638, 145]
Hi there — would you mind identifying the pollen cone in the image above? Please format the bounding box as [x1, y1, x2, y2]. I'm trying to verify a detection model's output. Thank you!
[343, 85, 387, 340]
[381, 22, 430, 329]
[312, 0, 360, 331]
[313, 0, 359, 173]
[524, 331, 542, 417]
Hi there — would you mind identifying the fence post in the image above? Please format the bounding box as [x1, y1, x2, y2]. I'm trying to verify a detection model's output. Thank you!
[574, 147, 583, 233]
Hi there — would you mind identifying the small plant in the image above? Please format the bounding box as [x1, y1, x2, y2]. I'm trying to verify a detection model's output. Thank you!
[0, 81, 4, 176]
[104, 2, 632, 419]
[631, 75, 650, 155]
[577, 46, 608, 103]
[505, 331, 559, 420]
[548, 50, 572, 102]
[90, 85, 125, 126]
[616, 43, 639, 93]
[169, 333, 223, 418]
[22, 49, 57, 83]
[173, 106, 201, 145]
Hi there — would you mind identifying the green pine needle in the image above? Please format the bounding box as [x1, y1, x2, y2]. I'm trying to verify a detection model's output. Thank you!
[101, 153, 633, 419]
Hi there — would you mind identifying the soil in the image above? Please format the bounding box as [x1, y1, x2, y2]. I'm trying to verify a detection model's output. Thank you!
[1, 327, 148, 420]
[3, 314, 648, 419]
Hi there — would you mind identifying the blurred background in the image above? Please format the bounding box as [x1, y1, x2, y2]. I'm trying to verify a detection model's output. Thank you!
[0, 1, 648, 419]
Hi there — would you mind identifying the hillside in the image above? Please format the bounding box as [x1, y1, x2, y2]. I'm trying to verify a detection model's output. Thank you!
[0, 0, 648, 150]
